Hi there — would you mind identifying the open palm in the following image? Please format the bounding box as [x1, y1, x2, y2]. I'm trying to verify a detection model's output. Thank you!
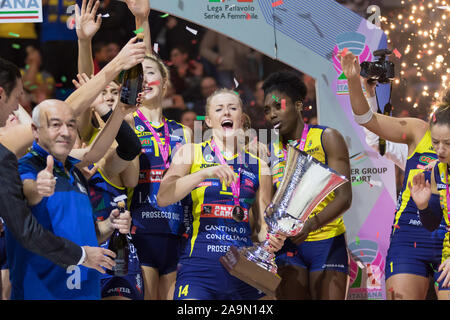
[408, 172, 431, 210]
[75, 0, 102, 40]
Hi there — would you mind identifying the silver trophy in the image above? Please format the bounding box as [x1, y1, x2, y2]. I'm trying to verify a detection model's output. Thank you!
[220, 145, 348, 296]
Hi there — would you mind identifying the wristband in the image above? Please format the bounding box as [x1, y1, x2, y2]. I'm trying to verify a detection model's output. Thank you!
[353, 108, 374, 125]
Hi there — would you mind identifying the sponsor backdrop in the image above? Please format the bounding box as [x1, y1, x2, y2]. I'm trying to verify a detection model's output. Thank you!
[145, 0, 395, 299]
[0, 0, 43, 23]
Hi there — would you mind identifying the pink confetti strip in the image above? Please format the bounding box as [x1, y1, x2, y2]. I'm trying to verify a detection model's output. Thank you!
[393, 48, 402, 59]
[281, 99, 286, 110]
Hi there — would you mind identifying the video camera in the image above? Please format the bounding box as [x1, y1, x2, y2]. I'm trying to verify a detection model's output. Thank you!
[360, 49, 395, 84]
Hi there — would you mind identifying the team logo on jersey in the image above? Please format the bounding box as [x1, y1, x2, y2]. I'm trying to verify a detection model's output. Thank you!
[205, 154, 214, 162]
[136, 125, 145, 132]
[170, 134, 183, 142]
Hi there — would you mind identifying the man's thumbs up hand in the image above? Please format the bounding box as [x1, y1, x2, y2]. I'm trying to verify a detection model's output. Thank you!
[36, 155, 57, 198]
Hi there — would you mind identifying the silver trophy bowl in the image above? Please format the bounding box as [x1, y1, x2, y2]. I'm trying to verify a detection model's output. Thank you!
[240, 145, 348, 274]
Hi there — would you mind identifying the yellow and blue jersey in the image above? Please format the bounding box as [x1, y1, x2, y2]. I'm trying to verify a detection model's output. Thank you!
[433, 162, 450, 263]
[385, 131, 448, 282]
[270, 125, 345, 241]
[392, 130, 445, 236]
[129, 114, 189, 236]
[88, 167, 142, 277]
[181, 140, 262, 266]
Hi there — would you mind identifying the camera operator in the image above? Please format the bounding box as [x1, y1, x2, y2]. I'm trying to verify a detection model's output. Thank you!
[341, 50, 448, 300]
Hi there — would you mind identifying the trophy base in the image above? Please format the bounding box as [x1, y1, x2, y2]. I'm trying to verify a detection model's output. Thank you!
[219, 246, 281, 297]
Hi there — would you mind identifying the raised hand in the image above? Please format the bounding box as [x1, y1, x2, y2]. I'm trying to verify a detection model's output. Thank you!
[36, 155, 56, 198]
[113, 36, 146, 71]
[72, 73, 92, 89]
[340, 50, 361, 80]
[125, 0, 150, 20]
[75, 0, 102, 40]
[408, 172, 431, 210]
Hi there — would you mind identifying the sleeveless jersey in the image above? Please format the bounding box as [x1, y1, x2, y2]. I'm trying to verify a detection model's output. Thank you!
[270, 124, 345, 241]
[129, 113, 189, 235]
[433, 162, 450, 263]
[181, 140, 261, 266]
[392, 130, 447, 238]
[88, 167, 141, 276]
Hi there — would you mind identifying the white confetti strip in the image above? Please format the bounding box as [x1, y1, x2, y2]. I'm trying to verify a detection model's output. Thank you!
[185, 26, 198, 35]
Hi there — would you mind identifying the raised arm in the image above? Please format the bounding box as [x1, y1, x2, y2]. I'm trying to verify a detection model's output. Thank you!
[75, 0, 102, 76]
[65, 36, 146, 117]
[126, 0, 152, 54]
[71, 101, 138, 168]
[340, 51, 428, 152]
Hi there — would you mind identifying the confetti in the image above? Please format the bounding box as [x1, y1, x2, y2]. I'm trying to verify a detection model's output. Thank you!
[390, 261, 393, 273]
[287, 251, 294, 257]
[185, 26, 198, 35]
[61, 76, 67, 83]
[401, 133, 407, 140]
[393, 48, 402, 59]
[101, 13, 110, 18]
[433, 114, 436, 122]
[341, 47, 348, 56]
[160, 13, 169, 18]
[393, 224, 400, 229]
[376, 231, 379, 238]
[133, 28, 144, 35]
[271, 0, 283, 7]
[153, 43, 159, 54]
[272, 94, 279, 103]
[196, 116, 205, 120]
[360, 251, 364, 256]
[281, 99, 286, 110]
[25, 64, 29, 70]
[245, 12, 251, 20]
[233, 78, 239, 89]
[8, 32, 20, 38]
[355, 236, 360, 245]
[437, 6, 450, 10]
[414, 242, 416, 248]
[435, 281, 439, 287]
[67, 16, 76, 30]
[55, 83, 63, 88]
[28, 85, 38, 90]
[11, 43, 20, 50]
